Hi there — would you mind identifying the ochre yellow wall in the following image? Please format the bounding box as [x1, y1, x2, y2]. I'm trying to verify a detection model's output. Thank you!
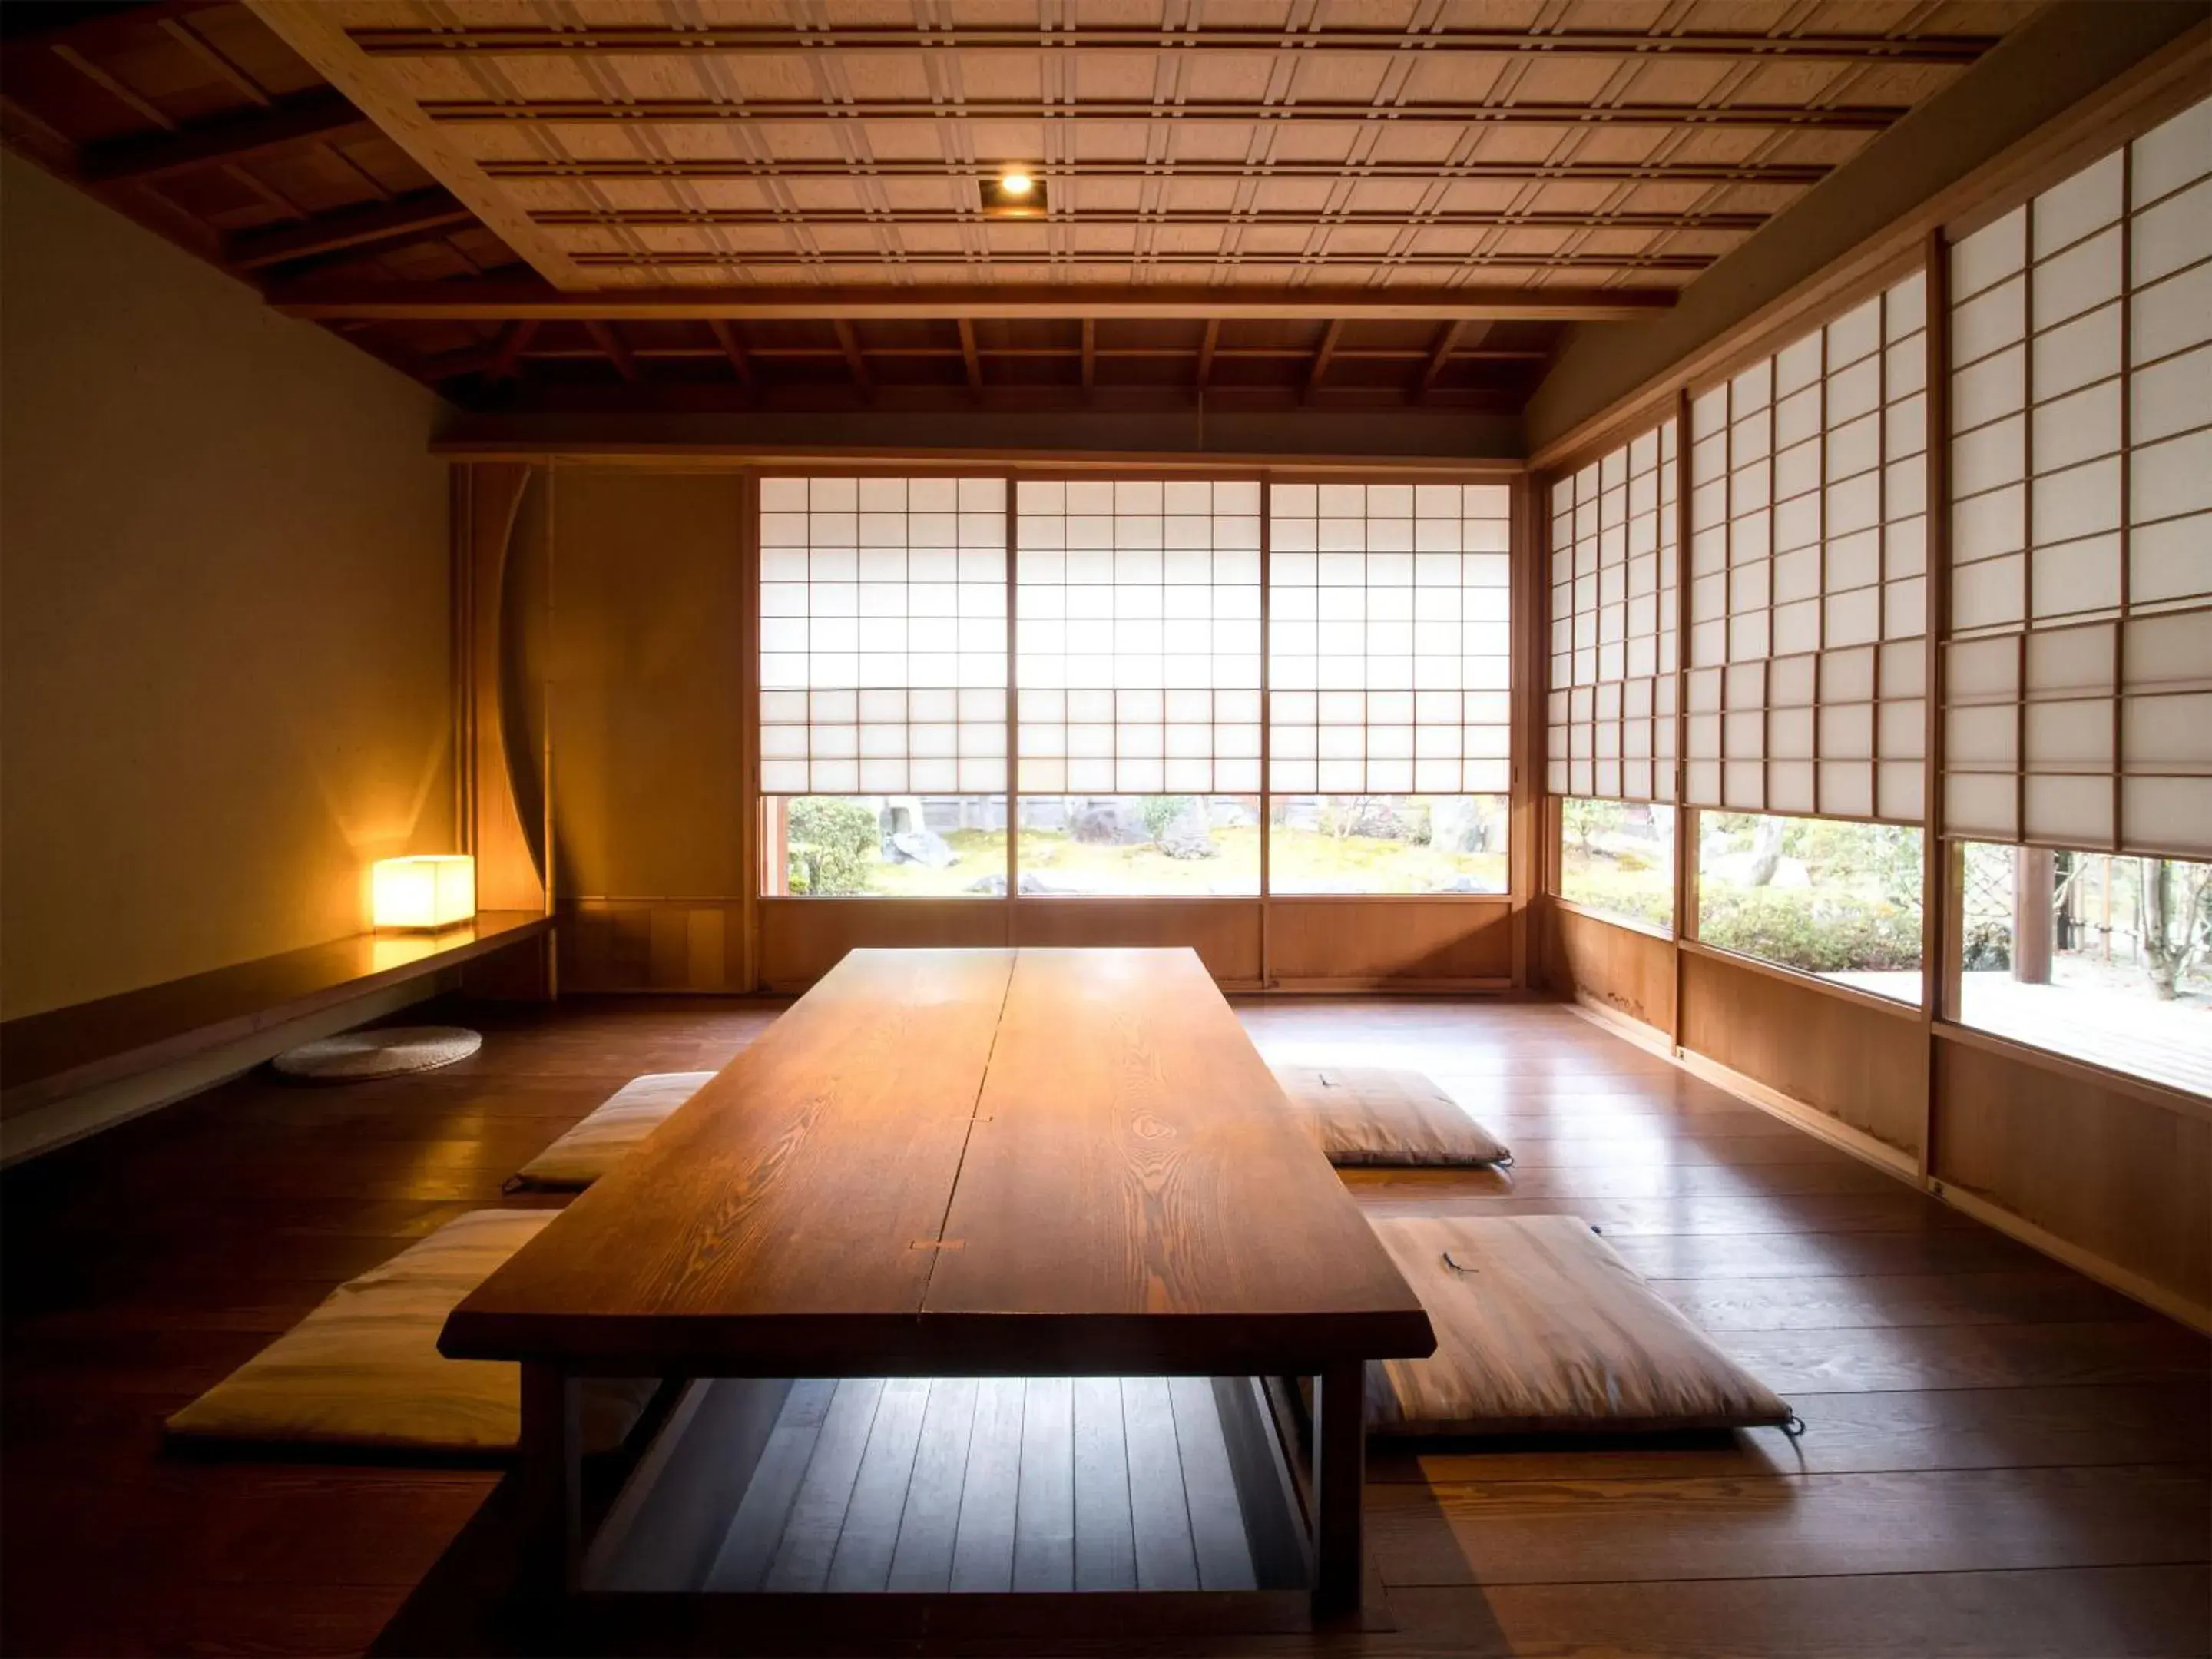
[0, 154, 453, 1019]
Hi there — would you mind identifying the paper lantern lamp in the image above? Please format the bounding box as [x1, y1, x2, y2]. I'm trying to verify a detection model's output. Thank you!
[371, 856, 476, 931]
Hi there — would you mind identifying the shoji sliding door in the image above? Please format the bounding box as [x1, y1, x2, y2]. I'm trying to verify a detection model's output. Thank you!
[1547, 420, 1681, 935]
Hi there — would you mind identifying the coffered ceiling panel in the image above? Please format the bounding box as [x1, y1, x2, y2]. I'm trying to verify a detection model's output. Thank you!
[2, 0, 2039, 413]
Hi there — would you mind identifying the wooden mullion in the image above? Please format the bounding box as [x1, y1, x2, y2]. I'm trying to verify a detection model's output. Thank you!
[1258, 475, 1272, 984]
[2113, 145, 2133, 857]
[737, 469, 762, 990]
[1671, 389, 1695, 1044]
[1005, 471, 1018, 935]
[1922, 227, 1955, 1184]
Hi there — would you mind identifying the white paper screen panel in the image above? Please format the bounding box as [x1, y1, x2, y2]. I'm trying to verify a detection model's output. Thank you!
[758, 475, 1008, 795]
[1014, 478, 1262, 793]
[1942, 95, 2212, 858]
[1267, 483, 1513, 794]
[1684, 271, 1932, 823]
[1546, 419, 1679, 803]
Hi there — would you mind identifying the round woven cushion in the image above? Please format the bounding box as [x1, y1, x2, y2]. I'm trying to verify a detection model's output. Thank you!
[273, 1025, 482, 1081]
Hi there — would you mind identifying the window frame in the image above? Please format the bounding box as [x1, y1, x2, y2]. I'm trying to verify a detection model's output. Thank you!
[751, 465, 1528, 905]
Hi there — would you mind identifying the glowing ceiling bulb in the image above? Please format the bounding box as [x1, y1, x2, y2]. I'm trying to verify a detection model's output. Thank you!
[997, 168, 1035, 197]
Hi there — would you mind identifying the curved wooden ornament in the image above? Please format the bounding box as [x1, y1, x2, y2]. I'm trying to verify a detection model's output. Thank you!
[462, 462, 547, 913]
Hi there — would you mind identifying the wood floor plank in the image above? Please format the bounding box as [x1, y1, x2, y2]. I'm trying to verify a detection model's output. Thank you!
[884, 1376, 978, 1593]
[825, 1376, 930, 1592]
[1013, 1376, 1076, 1591]
[763, 1377, 886, 1591]
[7, 990, 2206, 1659]
[1121, 1376, 1200, 1592]
[1654, 1269, 2156, 1330]
[1366, 1383, 2212, 1482]
[1369, 1465, 2212, 1587]
[1167, 1375, 1258, 1592]
[703, 1377, 834, 1592]
[1386, 1565, 2212, 1659]
[948, 1376, 1024, 1592]
[1071, 1375, 1137, 1591]
[1717, 1319, 2212, 1394]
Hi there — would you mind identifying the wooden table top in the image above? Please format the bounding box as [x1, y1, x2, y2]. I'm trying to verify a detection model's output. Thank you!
[442, 947, 1433, 1376]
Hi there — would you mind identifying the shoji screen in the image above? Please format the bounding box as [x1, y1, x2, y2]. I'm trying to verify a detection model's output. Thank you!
[1013, 479, 1263, 793]
[1684, 270, 1932, 822]
[1547, 420, 1679, 801]
[757, 475, 1008, 794]
[1942, 94, 2212, 858]
[1267, 484, 1513, 794]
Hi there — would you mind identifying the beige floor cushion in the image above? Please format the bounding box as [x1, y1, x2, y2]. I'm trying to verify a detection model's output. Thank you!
[166, 1210, 655, 1456]
[508, 1070, 717, 1190]
[1273, 1065, 1511, 1167]
[1364, 1214, 1795, 1435]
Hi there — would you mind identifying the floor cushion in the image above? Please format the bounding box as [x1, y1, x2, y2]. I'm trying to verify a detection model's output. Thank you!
[1363, 1214, 1795, 1435]
[508, 1070, 718, 1190]
[165, 1209, 655, 1456]
[1273, 1065, 1511, 1167]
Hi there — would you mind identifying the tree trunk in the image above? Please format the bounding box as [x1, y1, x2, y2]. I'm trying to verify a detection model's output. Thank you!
[2141, 858, 2181, 1002]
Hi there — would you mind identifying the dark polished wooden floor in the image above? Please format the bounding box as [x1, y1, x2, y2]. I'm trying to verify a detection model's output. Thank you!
[3, 995, 2207, 1657]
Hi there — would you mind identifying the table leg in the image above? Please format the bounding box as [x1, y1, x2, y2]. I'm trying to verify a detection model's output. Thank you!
[518, 1363, 583, 1597]
[1311, 1361, 1366, 1621]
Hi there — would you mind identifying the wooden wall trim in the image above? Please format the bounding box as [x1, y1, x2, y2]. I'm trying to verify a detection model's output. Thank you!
[1676, 937, 1924, 1023]
[1671, 1042, 1922, 1182]
[1932, 1184, 2210, 1337]
[1934, 1022, 2212, 1128]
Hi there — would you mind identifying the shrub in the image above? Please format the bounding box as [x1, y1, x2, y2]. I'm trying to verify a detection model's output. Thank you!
[1141, 795, 1194, 841]
[785, 797, 879, 896]
[1697, 886, 1921, 975]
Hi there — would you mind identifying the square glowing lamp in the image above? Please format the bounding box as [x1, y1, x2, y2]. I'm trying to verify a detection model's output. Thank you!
[371, 856, 476, 931]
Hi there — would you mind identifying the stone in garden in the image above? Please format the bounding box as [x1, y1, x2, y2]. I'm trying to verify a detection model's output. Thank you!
[886, 828, 956, 867]
[1157, 801, 1219, 859]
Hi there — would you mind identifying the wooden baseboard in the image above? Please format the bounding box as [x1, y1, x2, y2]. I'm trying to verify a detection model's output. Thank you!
[1931, 1182, 2212, 1337]
[1564, 996, 2210, 1336]
[1670, 1045, 1922, 1183]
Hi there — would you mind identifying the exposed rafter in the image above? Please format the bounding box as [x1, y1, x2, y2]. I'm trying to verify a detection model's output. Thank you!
[76, 91, 366, 183]
[487, 320, 537, 384]
[227, 188, 472, 270]
[1304, 320, 1344, 402]
[1196, 320, 1220, 392]
[419, 98, 1907, 131]
[833, 320, 871, 392]
[708, 320, 756, 390]
[478, 158, 1833, 185]
[957, 320, 982, 392]
[267, 281, 1676, 324]
[240, 0, 591, 290]
[1418, 320, 1470, 401]
[350, 25, 1999, 65]
[584, 320, 640, 383]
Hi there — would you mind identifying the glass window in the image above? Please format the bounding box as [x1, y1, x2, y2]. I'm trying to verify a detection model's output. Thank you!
[1015, 795, 1260, 896]
[1559, 800, 1677, 932]
[1955, 842, 2212, 1094]
[761, 796, 1005, 898]
[1268, 795, 1508, 895]
[1695, 810, 1923, 1001]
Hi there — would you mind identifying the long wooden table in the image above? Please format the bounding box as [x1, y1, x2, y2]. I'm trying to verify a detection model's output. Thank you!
[442, 946, 1435, 1621]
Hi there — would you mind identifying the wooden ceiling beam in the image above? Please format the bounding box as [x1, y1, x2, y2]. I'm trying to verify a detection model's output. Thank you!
[1195, 320, 1220, 391]
[350, 25, 1997, 65]
[584, 320, 641, 383]
[1418, 320, 1468, 400]
[1081, 320, 1096, 391]
[267, 281, 1674, 323]
[480, 159, 1830, 184]
[77, 90, 366, 182]
[488, 320, 537, 383]
[227, 188, 472, 270]
[833, 320, 872, 392]
[957, 320, 982, 392]
[708, 320, 757, 390]
[1303, 320, 1344, 403]
[240, 1, 591, 290]
[419, 98, 1906, 131]
[534, 208, 1767, 231]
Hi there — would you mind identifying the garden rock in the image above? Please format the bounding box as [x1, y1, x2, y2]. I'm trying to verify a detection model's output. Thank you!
[1157, 802, 1220, 859]
[1073, 803, 1147, 845]
[887, 828, 956, 867]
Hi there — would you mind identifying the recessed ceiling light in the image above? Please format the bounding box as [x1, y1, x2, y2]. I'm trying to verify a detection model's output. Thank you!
[982, 167, 1047, 219]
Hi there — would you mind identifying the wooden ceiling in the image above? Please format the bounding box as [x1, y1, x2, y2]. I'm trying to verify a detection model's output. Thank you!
[1, 0, 2041, 415]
